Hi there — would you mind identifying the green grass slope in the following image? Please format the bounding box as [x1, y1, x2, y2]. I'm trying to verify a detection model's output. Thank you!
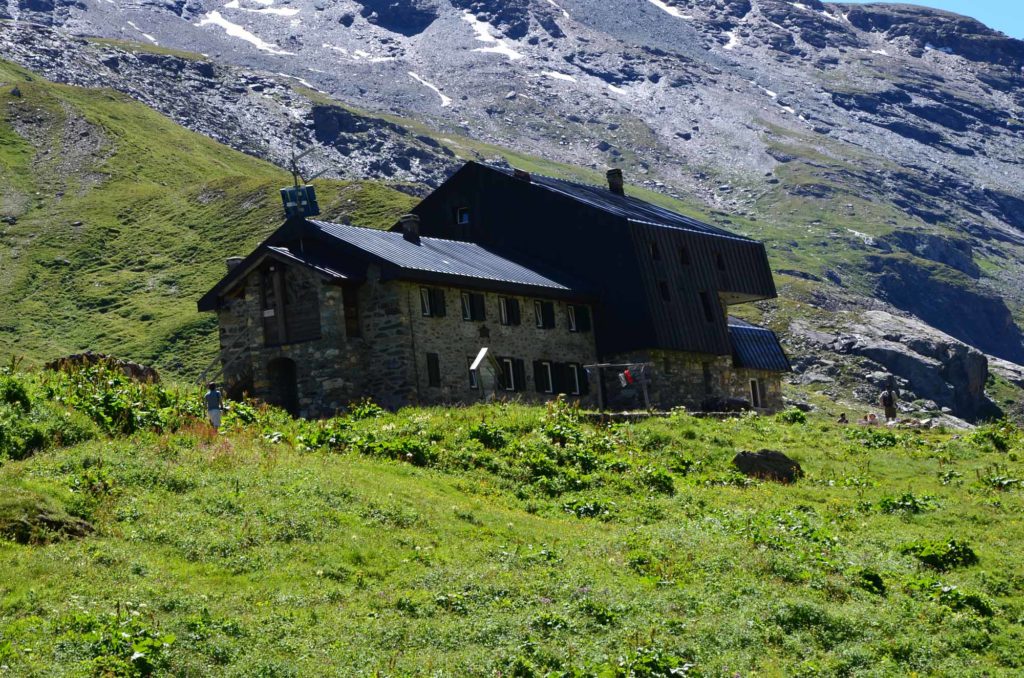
[1, 367, 1023, 675]
[0, 59, 416, 378]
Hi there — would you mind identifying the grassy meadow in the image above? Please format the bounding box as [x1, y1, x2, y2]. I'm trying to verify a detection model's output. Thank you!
[1, 366, 1023, 676]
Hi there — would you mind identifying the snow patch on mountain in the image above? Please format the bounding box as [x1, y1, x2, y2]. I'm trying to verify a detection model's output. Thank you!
[195, 11, 295, 55]
[126, 21, 157, 45]
[645, 0, 691, 19]
[462, 12, 524, 61]
[409, 71, 452, 107]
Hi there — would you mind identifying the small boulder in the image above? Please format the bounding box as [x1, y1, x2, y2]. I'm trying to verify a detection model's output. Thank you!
[732, 449, 803, 483]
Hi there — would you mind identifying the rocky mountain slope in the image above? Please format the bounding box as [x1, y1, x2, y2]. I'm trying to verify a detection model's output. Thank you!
[2, 0, 1024, 418]
[0, 56, 416, 375]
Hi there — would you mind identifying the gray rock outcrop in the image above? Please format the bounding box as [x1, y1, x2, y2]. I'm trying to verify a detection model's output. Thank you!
[792, 311, 996, 420]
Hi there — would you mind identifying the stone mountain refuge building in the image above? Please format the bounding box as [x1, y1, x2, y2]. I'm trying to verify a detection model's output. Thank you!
[198, 162, 789, 417]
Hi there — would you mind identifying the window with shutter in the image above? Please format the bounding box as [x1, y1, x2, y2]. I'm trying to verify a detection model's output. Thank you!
[533, 361, 554, 393]
[750, 379, 762, 408]
[500, 297, 521, 325]
[568, 363, 583, 395]
[461, 292, 486, 321]
[534, 300, 555, 329]
[568, 305, 591, 332]
[467, 357, 479, 389]
[500, 357, 515, 391]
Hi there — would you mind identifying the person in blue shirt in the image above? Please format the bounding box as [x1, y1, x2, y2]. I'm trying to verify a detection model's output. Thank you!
[204, 382, 224, 430]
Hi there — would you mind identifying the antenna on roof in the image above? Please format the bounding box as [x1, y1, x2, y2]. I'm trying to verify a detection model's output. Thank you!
[281, 138, 324, 219]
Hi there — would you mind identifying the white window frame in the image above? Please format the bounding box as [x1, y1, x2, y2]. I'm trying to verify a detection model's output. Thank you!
[501, 358, 516, 391]
[499, 297, 510, 325]
[568, 364, 582, 396]
[420, 287, 431, 317]
[567, 305, 577, 332]
[539, 361, 554, 394]
[750, 379, 762, 409]
[468, 357, 479, 389]
[461, 292, 472, 321]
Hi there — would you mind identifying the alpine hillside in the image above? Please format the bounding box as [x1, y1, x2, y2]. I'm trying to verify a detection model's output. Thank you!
[2, 0, 1024, 419]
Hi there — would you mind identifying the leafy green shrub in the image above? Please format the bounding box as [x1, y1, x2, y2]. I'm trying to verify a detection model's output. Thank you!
[611, 644, 694, 676]
[562, 499, 614, 520]
[530, 612, 571, 635]
[578, 599, 619, 627]
[776, 407, 807, 425]
[845, 427, 900, 449]
[976, 463, 1021, 491]
[0, 405, 46, 461]
[850, 568, 886, 595]
[905, 577, 994, 617]
[638, 466, 675, 496]
[468, 421, 508, 449]
[295, 418, 350, 452]
[968, 420, 1018, 453]
[0, 372, 32, 411]
[43, 365, 199, 435]
[347, 398, 385, 420]
[900, 540, 979, 571]
[349, 433, 436, 466]
[878, 492, 938, 514]
[55, 605, 175, 675]
[541, 397, 584, 447]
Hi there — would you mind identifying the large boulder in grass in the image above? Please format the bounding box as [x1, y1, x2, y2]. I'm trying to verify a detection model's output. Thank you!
[732, 449, 803, 483]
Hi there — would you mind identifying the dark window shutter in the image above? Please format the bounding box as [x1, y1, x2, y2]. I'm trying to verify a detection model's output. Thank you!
[426, 353, 441, 387]
[542, 302, 555, 329]
[497, 359, 509, 390]
[576, 306, 591, 332]
[513, 359, 526, 393]
[551, 362, 568, 394]
[432, 288, 446, 317]
[508, 299, 520, 325]
[533, 360, 545, 392]
[471, 294, 486, 321]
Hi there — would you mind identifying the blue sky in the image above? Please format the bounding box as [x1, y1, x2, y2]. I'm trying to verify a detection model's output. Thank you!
[831, 1, 1024, 40]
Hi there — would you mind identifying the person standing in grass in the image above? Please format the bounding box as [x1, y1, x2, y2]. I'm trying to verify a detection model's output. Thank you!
[880, 386, 898, 422]
[205, 382, 224, 430]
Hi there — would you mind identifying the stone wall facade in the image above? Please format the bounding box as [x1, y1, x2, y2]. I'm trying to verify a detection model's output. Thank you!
[400, 281, 599, 406]
[216, 262, 599, 416]
[215, 263, 782, 416]
[601, 349, 784, 412]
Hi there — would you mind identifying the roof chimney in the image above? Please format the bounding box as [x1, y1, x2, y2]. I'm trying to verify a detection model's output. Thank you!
[400, 213, 421, 244]
[606, 168, 624, 195]
[226, 256, 244, 272]
[513, 168, 531, 182]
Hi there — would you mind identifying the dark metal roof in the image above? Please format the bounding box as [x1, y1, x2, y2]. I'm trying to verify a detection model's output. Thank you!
[266, 246, 349, 280]
[485, 164, 753, 241]
[309, 220, 572, 291]
[197, 241, 350, 312]
[728, 322, 791, 372]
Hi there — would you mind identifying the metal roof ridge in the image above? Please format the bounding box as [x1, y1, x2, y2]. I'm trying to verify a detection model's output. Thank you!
[626, 218, 755, 243]
[310, 219, 485, 248]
